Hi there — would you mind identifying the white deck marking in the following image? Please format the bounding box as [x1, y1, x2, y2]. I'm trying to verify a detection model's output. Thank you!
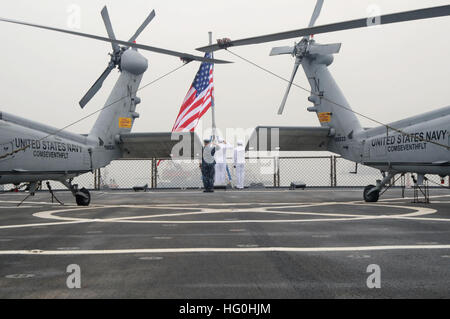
[28, 201, 439, 226]
[0, 196, 445, 231]
[0, 220, 91, 230]
[0, 245, 449, 256]
[106, 216, 375, 224]
[1, 195, 448, 257]
[0, 200, 62, 205]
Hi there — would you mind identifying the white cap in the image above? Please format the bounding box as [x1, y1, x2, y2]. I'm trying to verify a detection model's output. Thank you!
[237, 140, 244, 146]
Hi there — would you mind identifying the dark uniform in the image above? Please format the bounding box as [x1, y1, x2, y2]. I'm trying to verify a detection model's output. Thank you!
[201, 142, 216, 192]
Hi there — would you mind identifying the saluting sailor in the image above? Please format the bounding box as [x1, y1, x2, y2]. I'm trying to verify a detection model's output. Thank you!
[214, 137, 232, 186]
[200, 138, 219, 193]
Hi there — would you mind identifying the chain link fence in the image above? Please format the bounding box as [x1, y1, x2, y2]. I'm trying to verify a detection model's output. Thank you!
[1, 156, 449, 191]
[279, 157, 333, 187]
[63, 156, 450, 190]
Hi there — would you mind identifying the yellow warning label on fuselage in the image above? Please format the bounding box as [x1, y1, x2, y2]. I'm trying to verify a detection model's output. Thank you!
[119, 117, 132, 128]
[318, 112, 332, 123]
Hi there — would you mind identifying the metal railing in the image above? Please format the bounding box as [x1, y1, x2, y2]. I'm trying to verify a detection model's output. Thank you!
[65, 156, 450, 190]
[1, 156, 448, 191]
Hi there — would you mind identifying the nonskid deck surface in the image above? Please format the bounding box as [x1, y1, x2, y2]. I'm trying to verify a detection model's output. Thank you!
[0, 188, 449, 298]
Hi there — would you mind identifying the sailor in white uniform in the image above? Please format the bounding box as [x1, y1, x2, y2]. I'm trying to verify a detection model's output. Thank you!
[233, 140, 246, 189]
[214, 138, 231, 186]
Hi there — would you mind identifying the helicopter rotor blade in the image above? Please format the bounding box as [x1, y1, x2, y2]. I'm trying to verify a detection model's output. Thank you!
[197, 5, 450, 52]
[101, 6, 120, 53]
[303, 0, 324, 41]
[308, 0, 324, 28]
[278, 58, 301, 115]
[308, 43, 341, 55]
[270, 46, 295, 56]
[79, 64, 115, 108]
[0, 16, 231, 64]
[129, 10, 156, 43]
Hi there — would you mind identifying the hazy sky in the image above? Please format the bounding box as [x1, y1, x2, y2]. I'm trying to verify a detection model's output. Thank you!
[0, 0, 449, 141]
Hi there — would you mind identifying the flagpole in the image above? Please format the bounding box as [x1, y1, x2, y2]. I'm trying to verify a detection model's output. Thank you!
[208, 31, 217, 143]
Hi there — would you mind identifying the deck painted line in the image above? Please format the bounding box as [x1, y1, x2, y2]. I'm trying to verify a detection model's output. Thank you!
[105, 216, 373, 224]
[0, 200, 64, 205]
[0, 245, 449, 256]
[26, 201, 439, 227]
[0, 220, 91, 230]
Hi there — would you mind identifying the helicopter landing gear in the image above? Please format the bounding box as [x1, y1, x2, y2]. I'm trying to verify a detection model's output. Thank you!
[75, 188, 91, 206]
[412, 174, 430, 204]
[16, 182, 39, 207]
[363, 185, 380, 202]
[364, 172, 396, 203]
[61, 179, 91, 206]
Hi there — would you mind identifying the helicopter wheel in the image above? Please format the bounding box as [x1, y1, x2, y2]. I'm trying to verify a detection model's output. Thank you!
[364, 185, 380, 203]
[75, 188, 91, 206]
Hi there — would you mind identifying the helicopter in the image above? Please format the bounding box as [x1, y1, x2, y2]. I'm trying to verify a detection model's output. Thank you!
[197, 1, 450, 202]
[0, 6, 228, 205]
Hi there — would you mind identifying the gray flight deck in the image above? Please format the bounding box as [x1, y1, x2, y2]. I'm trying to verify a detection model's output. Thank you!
[0, 188, 449, 298]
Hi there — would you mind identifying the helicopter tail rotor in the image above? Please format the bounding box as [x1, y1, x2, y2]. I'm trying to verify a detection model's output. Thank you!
[270, 46, 295, 56]
[79, 6, 155, 108]
[79, 63, 116, 109]
[308, 42, 341, 55]
[128, 10, 156, 45]
[101, 6, 120, 54]
[278, 57, 301, 115]
[306, 0, 324, 32]
[276, 0, 325, 115]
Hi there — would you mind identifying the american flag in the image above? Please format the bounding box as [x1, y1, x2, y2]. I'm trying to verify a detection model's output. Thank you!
[172, 52, 214, 132]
